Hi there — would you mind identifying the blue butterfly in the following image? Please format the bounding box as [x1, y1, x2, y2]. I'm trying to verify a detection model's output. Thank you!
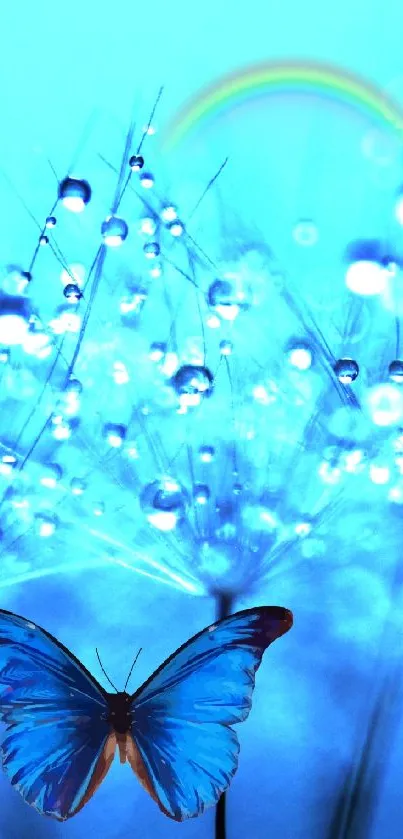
[0, 605, 292, 821]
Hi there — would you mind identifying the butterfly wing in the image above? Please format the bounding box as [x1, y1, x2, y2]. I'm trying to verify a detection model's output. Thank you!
[128, 606, 292, 821]
[0, 609, 112, 820]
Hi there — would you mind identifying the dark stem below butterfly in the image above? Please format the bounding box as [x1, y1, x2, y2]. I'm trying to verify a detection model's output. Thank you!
[214, 592, 235, 839]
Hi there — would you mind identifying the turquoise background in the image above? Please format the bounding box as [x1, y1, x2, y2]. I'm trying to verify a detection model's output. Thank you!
[0, 1, 403, 837]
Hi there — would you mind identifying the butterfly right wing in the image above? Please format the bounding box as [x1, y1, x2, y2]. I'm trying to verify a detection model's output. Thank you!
[0, 609, 113, 820]
[128, 606, 292, 821]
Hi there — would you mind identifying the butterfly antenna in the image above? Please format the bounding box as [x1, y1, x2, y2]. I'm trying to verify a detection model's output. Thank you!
[96, 648, 119, 692]
[124, 647, 143, 692]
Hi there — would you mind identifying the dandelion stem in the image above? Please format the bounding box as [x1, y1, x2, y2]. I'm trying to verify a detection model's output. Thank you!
[215, 592, 235, 839]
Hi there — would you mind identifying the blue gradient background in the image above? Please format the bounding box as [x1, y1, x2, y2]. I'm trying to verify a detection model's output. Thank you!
[0, 1, 402, 838]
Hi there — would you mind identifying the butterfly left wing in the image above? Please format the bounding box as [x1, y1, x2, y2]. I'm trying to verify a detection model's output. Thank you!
[128, 606, 293, 821]
[0, 609, 112, 820]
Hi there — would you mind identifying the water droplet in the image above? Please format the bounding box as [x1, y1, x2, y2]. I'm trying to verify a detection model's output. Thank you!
[129, 155, 144, 171]
[167, 220, 184, 237]
[35, 513, 57, 538]
[139, 217, 156, 236]
[58, 177, 91, 213]
[287, 340, 313, 370]
[40, 464, 63, 489]
[161, 205, 177, 222]
[65, 378, 83, 396]
[219, 340, 233, 356]
[143, 242, 160, 259]
[389, 360, 403, 383]
[207, 278, 251, 321]
[172, 365, 213, 407]
[103, 423, 127, 447]
[141, 477, 189, 531]
[193, 484, 210, 504]
[71, 478, 86, 496]
[63, 284, 82, 303]
[149, 341, 166, 362]
[101, 216, 129, 247]
[334, 358, 359, 383]
[149, 263, 162, 279]
[140, 172, 154, 189]
[199, 445, 215, 463]
[51, 415, 73, 441]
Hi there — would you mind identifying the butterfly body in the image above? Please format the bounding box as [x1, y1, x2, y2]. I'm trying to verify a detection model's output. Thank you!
[77, 703, 158, 818]
[0, 605, 292, 822]
[105, 691, 132, 735]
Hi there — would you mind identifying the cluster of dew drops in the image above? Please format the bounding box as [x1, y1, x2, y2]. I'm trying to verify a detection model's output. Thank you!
[1, 124, 403, 599]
